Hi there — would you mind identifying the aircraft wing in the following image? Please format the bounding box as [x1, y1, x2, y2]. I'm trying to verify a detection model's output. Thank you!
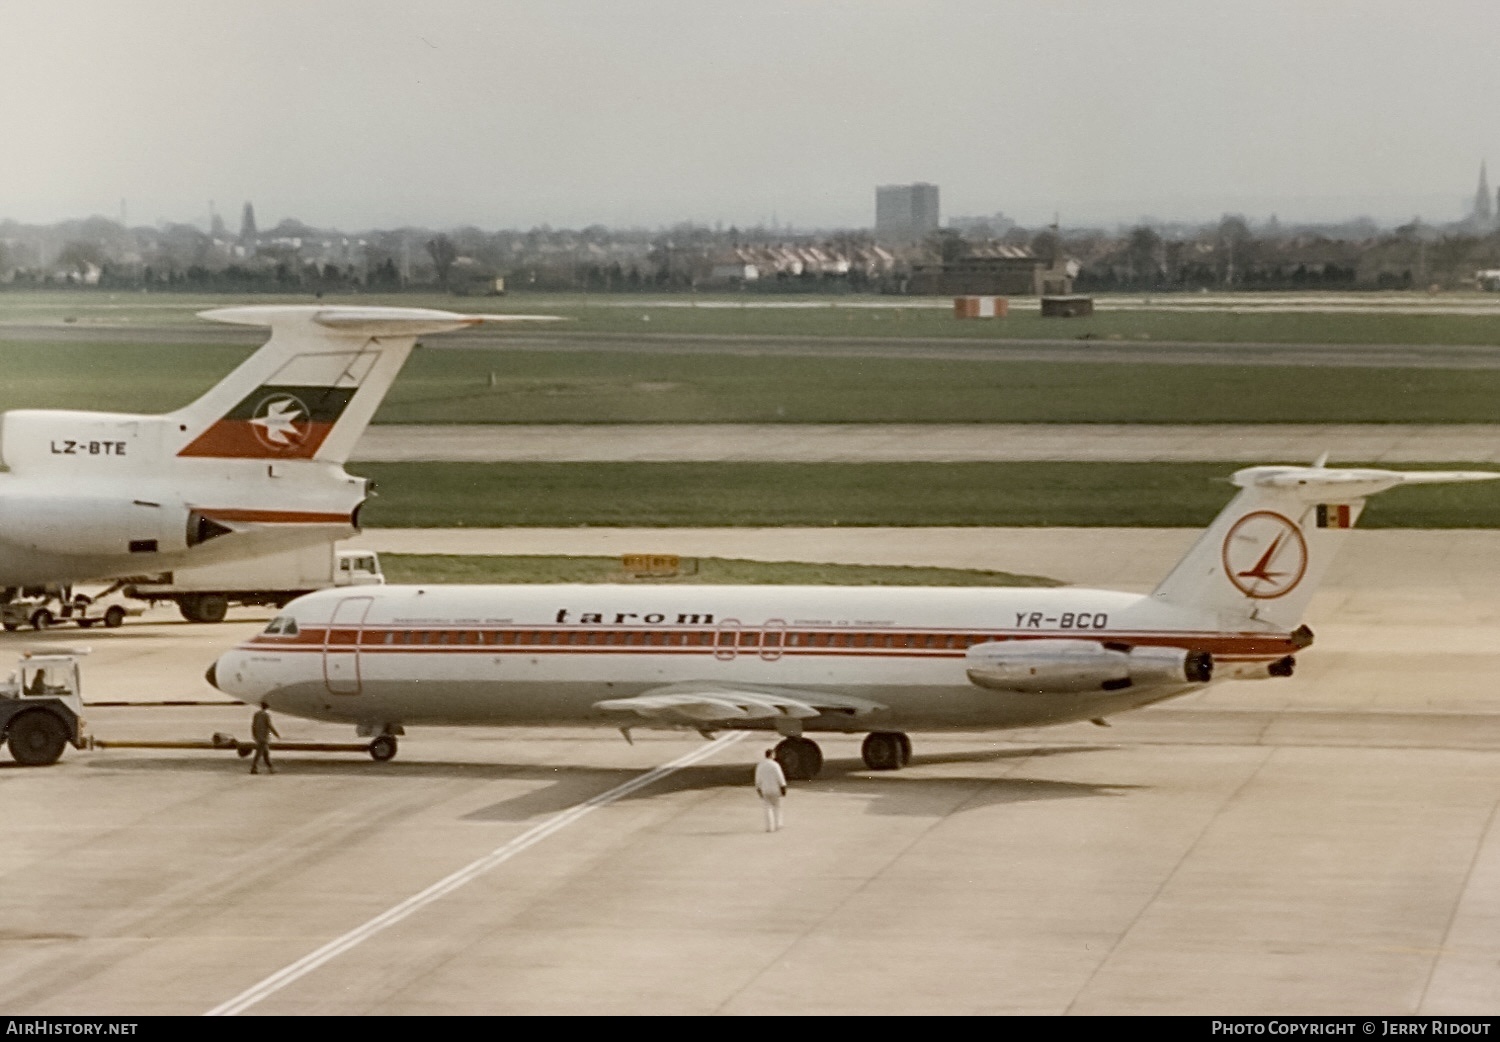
[594, 682, 885, 728]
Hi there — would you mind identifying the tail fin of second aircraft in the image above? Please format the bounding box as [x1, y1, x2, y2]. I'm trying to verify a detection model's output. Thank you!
[1150, 463, 1496, 630]
[172, 305, 557, 464]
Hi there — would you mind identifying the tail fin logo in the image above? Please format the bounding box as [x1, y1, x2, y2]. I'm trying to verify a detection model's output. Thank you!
[178, 384, 357, 459]
[1221, 511, 1308, 599]
[249, 393, 311, 451]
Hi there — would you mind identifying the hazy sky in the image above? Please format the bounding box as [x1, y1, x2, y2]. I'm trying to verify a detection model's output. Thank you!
[5, 1, 1500, 232]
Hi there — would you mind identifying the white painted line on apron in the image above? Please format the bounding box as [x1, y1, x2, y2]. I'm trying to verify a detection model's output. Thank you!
[206, 732, 746, 1016]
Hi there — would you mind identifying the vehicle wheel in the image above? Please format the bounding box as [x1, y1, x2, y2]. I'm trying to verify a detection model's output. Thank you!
[195, 594, 229, 623]
[369, 735, 398, 762]
[103, 606, 126, 628]
[6, 711, 68, 766]
[30, 609, 53, 631]
[2, 622, 16, 632]
[179, 594, 229, 623]
[76, 620, 95, 629]
[774, 736, 823, 781]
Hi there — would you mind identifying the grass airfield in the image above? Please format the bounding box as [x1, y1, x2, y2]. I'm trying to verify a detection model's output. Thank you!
[3, 289, 1500, 425]
[2, 288, 1499, 531]
[7, 287, 1500, 342]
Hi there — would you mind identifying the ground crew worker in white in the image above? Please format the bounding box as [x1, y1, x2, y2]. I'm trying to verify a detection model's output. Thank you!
[754, 749, 788, 832]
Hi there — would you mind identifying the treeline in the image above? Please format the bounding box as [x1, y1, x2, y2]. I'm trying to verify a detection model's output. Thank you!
[7, 212, 1500, 295]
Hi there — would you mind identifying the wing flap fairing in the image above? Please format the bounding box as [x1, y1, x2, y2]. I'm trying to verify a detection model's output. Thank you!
[594, 682, 883, 728]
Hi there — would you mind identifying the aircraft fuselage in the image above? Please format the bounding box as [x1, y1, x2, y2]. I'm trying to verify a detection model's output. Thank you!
[212, 583, 1300, 733]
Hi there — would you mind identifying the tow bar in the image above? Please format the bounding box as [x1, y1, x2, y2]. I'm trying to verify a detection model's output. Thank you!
[88, 733, 380, 758]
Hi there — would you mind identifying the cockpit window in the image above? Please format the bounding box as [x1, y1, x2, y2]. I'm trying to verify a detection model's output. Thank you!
[263, 616, 300, 636]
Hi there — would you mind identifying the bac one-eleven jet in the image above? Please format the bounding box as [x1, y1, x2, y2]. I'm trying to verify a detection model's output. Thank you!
[0, 305, 556, 602]
[208, 462, 1495, 779]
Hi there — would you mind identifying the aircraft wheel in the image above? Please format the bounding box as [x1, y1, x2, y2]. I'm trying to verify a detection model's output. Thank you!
[861, 731, 912, 771]
[30, 609, 53, 631]
[7, 711, 68, 766]
[774, 736, 822, 781]
[369, 735, 398, 762]
[103, 606, 126, 629]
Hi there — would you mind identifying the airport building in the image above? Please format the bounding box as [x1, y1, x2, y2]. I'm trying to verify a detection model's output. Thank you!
[875, 183, 940, 241]
[907, 242, 1078, 296]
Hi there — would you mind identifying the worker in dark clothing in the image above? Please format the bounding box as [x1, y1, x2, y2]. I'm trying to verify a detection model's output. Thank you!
[250, 702, 279, 775]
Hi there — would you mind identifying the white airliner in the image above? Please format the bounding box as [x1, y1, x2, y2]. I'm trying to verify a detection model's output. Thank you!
[207, 462, 1496, 779]
[0, 305, 555, 597]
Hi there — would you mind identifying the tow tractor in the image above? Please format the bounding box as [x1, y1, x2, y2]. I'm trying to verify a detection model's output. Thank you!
[0, 648, 88, 765]
[0, 646, 385, 765]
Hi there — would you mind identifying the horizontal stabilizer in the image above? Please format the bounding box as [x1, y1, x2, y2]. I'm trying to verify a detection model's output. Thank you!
[1232, 464, 1499, 496]
[199, 305, 565, 337]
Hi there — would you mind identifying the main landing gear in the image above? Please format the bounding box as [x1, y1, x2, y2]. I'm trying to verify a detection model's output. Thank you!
[773, 736, 822, 781]
[772, 730, 915, 780]
[860, 731, 912, 771]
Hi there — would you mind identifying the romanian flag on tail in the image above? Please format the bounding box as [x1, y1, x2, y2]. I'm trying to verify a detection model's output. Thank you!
[1316, 504, 1353, 529]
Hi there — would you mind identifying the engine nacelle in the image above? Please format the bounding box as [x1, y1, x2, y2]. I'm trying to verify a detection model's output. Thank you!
[0, 494, 198, 558]
[965, 638, 1213, 694]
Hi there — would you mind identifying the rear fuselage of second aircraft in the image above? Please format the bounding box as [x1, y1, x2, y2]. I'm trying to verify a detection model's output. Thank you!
[210, 583, 1302, 734]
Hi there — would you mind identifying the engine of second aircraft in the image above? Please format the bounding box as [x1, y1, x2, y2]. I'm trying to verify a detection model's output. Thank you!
[0, 491, 197, 558]
[964, 638, 1213, 695]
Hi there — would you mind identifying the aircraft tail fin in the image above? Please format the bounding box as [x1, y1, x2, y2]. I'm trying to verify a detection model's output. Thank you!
[172, 305, 559, 463]
[1150, 463, 1497, 630]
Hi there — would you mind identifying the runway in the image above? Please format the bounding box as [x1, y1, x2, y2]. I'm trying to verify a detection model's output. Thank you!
[4, 528, 1500, 1015]
[352, 422, 1500, 463]
[8, 321, 1500, 369]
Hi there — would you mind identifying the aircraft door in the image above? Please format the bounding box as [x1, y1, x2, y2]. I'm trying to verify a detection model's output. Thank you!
[324, 596, 373, 695]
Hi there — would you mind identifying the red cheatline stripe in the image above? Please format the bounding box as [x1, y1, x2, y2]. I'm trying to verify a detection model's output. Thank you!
[199, 508, 351, 524]
[246, 625, 1302, 659]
